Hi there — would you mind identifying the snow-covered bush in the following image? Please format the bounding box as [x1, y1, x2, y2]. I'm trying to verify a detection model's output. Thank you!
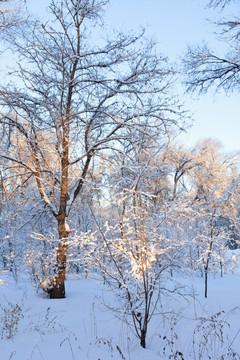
[74, 187, 190, 349]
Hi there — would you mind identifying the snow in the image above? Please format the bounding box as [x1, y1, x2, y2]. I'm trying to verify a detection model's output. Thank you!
[1, 264, 240, 360]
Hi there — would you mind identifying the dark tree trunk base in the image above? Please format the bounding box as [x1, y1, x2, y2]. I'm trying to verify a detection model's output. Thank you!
[140, 338, 146, 348]
[140, 329, 146, 348]
[205, 268, 208, 298]
[49, 278, 65, 299]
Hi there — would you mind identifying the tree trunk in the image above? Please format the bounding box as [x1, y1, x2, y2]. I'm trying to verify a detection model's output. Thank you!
[140, 329, 147, 348]
[220, 259, 223, 277]
[204, 239, 213, 298]
[204, 223, 214, 298]
[204, 267, 208, 298]
[50, 218, 68, 299]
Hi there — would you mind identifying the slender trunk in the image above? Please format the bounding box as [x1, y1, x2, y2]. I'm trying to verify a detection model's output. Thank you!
[204, 267, 208, 298]
[50, 218, 68, 298]
[204, 241, 213, 298]
[204, 217, 214, 298]
[140, 328, 147, 348]
[140, 310, 148, 348]
[49, 22, 79, 298]
[50, 128, 69, 298]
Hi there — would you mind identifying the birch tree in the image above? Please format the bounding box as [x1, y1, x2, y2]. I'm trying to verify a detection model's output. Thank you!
[0, 0, 185, 298]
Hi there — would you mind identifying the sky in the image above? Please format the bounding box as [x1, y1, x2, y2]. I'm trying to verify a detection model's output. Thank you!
[103, 0, 240, 154]
[20, 0, 240, 153]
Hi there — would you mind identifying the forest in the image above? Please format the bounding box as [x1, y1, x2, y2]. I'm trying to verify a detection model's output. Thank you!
[0, 0, 240, 359]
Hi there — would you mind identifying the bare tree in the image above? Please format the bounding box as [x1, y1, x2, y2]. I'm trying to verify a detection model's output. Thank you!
[0, 0, 185, 298]
[0, 0, 26, 30]
[208, 0, 233, 8]
[184, 0, 240, 94]
[188, 139, 240, 297]
[77, 176, 186, 349]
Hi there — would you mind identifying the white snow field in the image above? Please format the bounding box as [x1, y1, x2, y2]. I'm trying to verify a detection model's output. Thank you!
[1, 250, 240, 360]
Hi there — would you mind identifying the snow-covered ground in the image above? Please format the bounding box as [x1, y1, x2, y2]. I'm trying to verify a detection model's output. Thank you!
[1, 251, 240, 360]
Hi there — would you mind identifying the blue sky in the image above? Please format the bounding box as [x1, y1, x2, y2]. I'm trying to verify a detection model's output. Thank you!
[104, 0, 240, 153]
[27, 0, 240, 153]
